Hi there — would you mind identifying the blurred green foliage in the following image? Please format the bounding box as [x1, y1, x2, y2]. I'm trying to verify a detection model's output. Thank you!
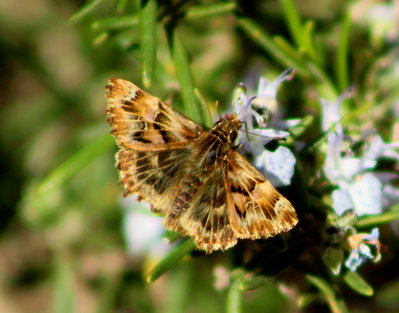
[0, 0, 398, 313]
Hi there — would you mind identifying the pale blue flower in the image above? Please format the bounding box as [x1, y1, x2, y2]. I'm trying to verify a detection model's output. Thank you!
[122, 197, 170, 259]
[320, 87, 353, 134]
[254, 146, 296, 186]
[362, 135, 399, 169]
[321, 94, 399, 216]
[255, 68, 295, 111]
[232, 70, 297, 186]
[350, 2, 397, 44]
[332, 173, 383, 216]
[345, 228, 382, 271]
[232, 84, 264, 132]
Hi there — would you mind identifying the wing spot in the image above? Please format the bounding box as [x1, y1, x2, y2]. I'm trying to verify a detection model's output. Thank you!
[235, 204, 247, 219]
[230, 179, 256, 196]
[154, 112, 174, 143]
[132, 89, 145, 101]
[132, 131, 152, 143]
[231, 185, 249, 196]
[260, 195, 279, 220]
[122, 104, 138, 113]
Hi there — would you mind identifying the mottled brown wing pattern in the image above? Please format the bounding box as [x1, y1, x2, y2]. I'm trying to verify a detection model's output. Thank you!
[225, 151, 298, 239]
[116, 148, 192, 214]
[164, 169, 237, 252]
[106, 78, 203, 150]
[106, 79, 203, 213]
[106, 78, 298, 254]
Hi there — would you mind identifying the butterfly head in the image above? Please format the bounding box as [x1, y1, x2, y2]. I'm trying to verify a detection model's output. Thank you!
[212, 113, 242, 143]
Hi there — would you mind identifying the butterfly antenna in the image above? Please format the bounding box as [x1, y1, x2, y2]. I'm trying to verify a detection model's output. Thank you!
[240, 121, 251, 141]
[215, 100, 222, 120]
[238, 129, 287, 141]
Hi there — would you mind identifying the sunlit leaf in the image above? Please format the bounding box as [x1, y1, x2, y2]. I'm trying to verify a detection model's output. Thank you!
[343, 271, 374, 297]
[147, 238, 195, 283]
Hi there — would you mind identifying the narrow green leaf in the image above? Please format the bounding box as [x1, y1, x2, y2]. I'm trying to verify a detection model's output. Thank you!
[237, 18, 285, 63]
[147, 238, 195, 283]
[226, 278, 242, 313]
[306, 274, 335, 300]
[93, 32, 109, 46]
[92, 15, 139, 31]
[306, 61, 338, 99]
[19, 133, 113, 226]
[163, 230, 181, 243]
[303, 20, 321, 64]
[336, 13, 351, 91]
[357, 209, 399, 228]
[38, 133, 114, 196]
[239, 18, 337, 98]
[237, 18, 308, 77]
[172, 29, 204, 124]
[273, 36, 311, 76]
[280, 0, 303, 48]
[52, 255, 76, 313]
[140, 0, 157, 88]
[186, 2, 236, 20]
[194, 88, 212, 128]
[343, 271, 374, 296]
[288, 115, 313, 138]
[69, 0, 103, 23]
[116, 0, 129, 13]
[238, 275, 268, 291]
[306, 274, 348, 313]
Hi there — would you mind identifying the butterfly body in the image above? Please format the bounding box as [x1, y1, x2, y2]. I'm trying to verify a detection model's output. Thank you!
[106, 78, 298, 253]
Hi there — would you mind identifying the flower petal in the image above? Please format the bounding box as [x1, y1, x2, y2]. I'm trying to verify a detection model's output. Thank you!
[348, 173, 382, 216]
[254, 146, 296, 186]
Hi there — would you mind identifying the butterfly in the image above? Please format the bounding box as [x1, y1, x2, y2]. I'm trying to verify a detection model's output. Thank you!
[106, 78, 298, 253]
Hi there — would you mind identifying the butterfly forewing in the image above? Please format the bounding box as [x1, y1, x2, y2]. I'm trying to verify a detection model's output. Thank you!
[106, 78, 298, 253]
[106, 78, 203, 150]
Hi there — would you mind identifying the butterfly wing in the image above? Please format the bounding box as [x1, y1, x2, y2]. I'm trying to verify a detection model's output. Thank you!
[224, 150, 298, 239]
[106, 78, 203, 150]
[163, 167, 237, 253]
[106, 79, 297, 252]
[106, 79, 204, 213]
[162, 148, 298, 253]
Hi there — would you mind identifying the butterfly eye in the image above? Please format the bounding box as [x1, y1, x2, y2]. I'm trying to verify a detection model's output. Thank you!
[212, 119, 222, 127]
[229, 130, 237, 142]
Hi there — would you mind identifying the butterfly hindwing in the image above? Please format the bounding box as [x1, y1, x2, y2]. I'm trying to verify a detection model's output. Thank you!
[225, 151, 298, 239]
[164, 169, 237, 253]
